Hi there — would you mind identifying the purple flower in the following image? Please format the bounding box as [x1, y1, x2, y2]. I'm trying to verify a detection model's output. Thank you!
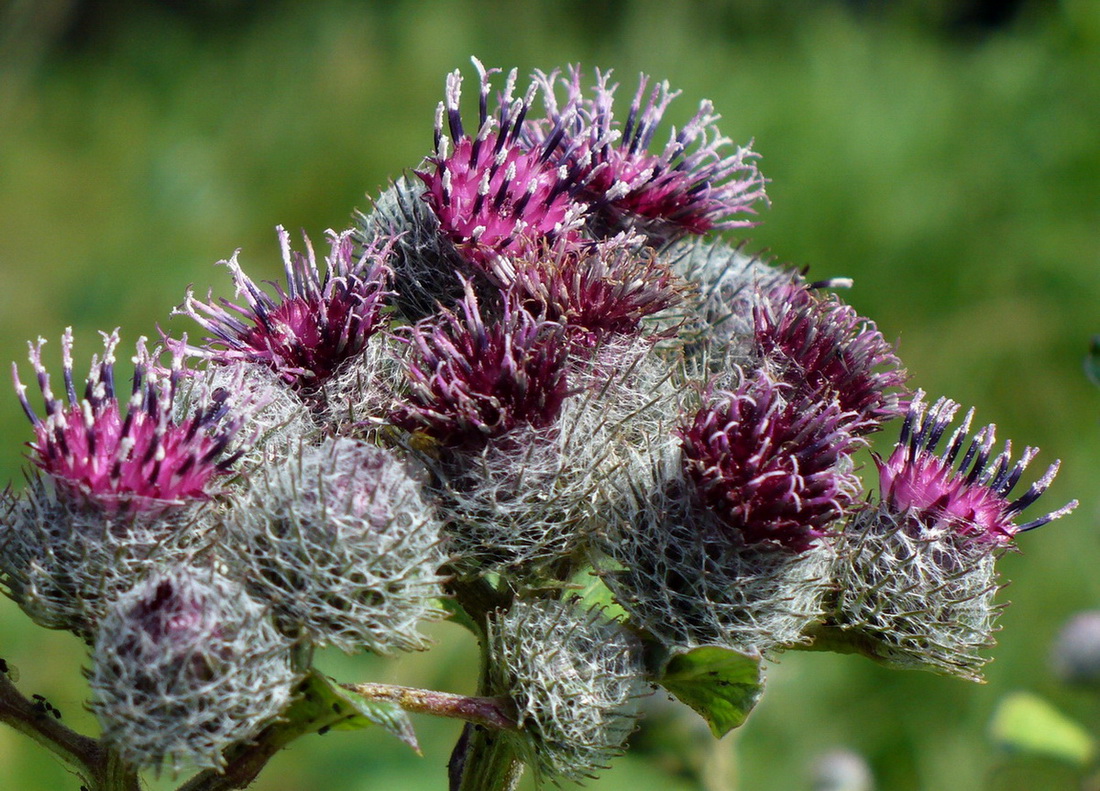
[678, 373, 860, 552]
[417, 59, 587, 274]
[876, 391, 1077, 544]
[532, 67, 767, 242]
[505, 235, 682, 347]
[392, 281, 571, 449]
[12, 329, 241, 513]
[754, 283, 907, 433]
[175, 226, 392, 395]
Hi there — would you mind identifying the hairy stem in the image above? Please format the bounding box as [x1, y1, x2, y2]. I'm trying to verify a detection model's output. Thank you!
[341, 682, 517, 730]
[0, 671, 140, 791]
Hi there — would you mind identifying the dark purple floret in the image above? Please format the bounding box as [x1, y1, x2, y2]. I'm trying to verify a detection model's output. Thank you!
[175, 226, 392, 395]
[504, 235, 682, 347]
[532, 66, 767, 243]
[12, 330, 242, 513]
[877, 391, 1078, 545]
[678, 373, 861, 552]
[416, 58, 588, 275]
[754, 283, 907, 434]
[392, 281, 571, 450]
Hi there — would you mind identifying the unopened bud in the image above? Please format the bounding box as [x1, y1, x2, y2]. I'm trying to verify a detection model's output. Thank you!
[91, 568, 296, 773]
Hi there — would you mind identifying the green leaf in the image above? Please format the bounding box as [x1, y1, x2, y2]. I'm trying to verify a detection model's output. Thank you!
[283, 671, 420, 752]
[990, 691, 1096, 768]
[569, 569, 629, 621]
[657, 645, 765, 738]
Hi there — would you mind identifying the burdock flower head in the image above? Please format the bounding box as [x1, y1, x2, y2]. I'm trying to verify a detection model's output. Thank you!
[175, 226, 393, 398]
[392, 280, 571, 450]
[224, 437, 446, 655]
[678, 372, 862, 553]
[417, 58, 588, 275]
[13, 329, 241, 513]
[2, 330, 244, 634]
[831, 391, 1078, 680]
[874, 391, 1075, 543]
[754, 284, 907, 434]
[533, 66, 767, 243]
[504, 234, 683, 349]
[601, 373, 854, 654]
[487, 599, 647, 784]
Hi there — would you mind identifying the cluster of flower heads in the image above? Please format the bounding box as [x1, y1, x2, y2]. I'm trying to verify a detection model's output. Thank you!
[0, 58, 1079, 784]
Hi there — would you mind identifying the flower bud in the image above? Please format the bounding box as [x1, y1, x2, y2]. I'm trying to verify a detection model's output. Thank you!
[811, 748, 875, 791]
[487, 599, 647, 783]
[90, 567, 296, 773]
[353, 176, 469, 321]
[224, 437, 446, 654]
[1051, 611, 1100, 686]
[664, 238, 797, 371]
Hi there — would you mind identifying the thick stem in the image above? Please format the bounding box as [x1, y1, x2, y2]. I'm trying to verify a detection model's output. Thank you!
[0, 672, 140, 791]
[453, 724, 525, 791]
[340, 683, 517, 731]
[176, 727, 287, 791]
[446, 579, 529, 790]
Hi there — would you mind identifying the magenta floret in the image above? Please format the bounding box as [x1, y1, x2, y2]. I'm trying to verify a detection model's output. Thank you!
[876, 390, 1077, 544]
[417, 59, 587, 273]
[175, 226, 392, 394]
[678, 373, 860, 552]
[13, 329, 241, 513]
[754, 283, 907, 433]
[393, 281, 571, 449]
[505, 235, 682, 347]
[533, 66, 767, 241]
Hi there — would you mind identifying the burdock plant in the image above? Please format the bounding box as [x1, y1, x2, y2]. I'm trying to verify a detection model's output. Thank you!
[0, 58, 1077, 791]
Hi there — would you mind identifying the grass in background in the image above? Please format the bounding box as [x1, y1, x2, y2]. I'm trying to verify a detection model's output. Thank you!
[1, 2, 1098, 788]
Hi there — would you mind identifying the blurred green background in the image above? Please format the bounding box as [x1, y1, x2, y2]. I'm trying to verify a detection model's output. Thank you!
[1, 1, 1098, 789]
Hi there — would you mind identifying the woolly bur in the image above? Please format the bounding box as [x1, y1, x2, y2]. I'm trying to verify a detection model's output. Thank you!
[485, 599, 647, 785]
[222, 437, 447, 654]
[825, 392, 1078, 680]
[599, 379, 848, 654]
[90, 568, 297, 773]
[390, 283, 586, 576]
[354, 175, 470, 321]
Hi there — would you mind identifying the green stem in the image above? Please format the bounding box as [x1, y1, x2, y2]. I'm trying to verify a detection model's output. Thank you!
[176, 724, 289, 791]
[444, 573, 525, 790]
[454, 725, 524, 791]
